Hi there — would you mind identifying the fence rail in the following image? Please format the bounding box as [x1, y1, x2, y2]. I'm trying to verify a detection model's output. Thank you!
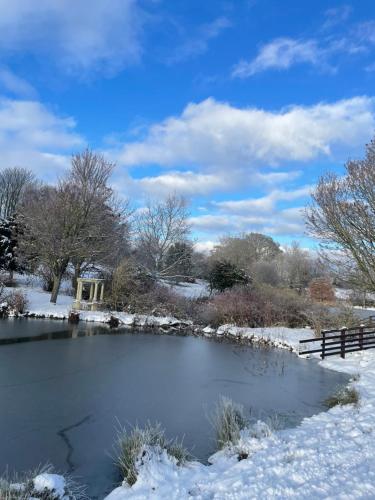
[299, 321, 375, 359]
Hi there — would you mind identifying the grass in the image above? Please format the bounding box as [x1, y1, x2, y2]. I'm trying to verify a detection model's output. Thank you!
[114, 422, 190, 486]
[0, 465, 87, 500]
[210, 397, 248, 450]
[324, 386, 360, 408]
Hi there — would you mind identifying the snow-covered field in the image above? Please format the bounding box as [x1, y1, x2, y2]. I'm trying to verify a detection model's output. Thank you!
[4, 280, 375, 499]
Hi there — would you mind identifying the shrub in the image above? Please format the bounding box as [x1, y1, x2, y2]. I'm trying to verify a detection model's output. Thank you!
[106, 258, 154, 311]
[198, 284, 309, 328]
[306, 303, 358, 336]
[211, 397, 247, 450]
[115, 422, 190, 486]
[324, 386, 360, 408]
[37, 265, 55, 292]
[5, 290, 28, 314]
[0, 465, 86, 500]
[208, 260, 250, 292]
[107, 258, 197, 319]
[309, 277, 335, 303]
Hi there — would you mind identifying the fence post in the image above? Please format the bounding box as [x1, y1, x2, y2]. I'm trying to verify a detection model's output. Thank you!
[340, 327, 347, 359]
[321, 330, 326, 359]
[359, 324, 364, 350]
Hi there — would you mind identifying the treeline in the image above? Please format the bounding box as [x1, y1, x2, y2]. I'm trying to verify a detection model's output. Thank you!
[0, 150, 200, 305]
[0, 149, 323, 307]
[2, 134, 374, 324]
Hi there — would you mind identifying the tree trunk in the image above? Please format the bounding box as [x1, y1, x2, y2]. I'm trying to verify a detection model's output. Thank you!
[50, 273, 63, 304]
[72, 262, 81, 293]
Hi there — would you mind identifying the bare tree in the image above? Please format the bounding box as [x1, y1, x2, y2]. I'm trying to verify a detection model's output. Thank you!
[134, 195, 191, 279]
[20, 149, 129, 303]
[307, 137, 375, 290]
[67, 149, 130, 290]
[0, 167, 34, 219]
[211, 233, 281, 275]
[278, 242, 317, 290]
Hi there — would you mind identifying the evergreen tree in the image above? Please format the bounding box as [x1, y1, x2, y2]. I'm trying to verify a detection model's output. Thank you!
[208, 260, 250, 292]
[0, 217, 22, 275]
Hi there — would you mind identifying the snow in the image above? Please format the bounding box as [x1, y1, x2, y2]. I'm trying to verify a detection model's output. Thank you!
[5, 279, 375, 498]
[33, 473, 66, 498]
[4, 281, 192, 328]
[161, 279, 210, 299]
[105, 331, 375, 500]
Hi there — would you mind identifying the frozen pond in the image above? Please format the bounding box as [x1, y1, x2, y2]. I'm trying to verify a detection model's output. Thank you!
[0, 319, 349, 498]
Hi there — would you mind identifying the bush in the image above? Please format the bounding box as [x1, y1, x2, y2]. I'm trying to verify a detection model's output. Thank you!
[306, 303, 359, 336]
[198, 284, 309, 328]
[324, 386, 360, 408]
[309, 277, 335, 303]
[4, 290, 28, 314]
[125, 284, 197, 319]
[211, 397, 247, 450]
[107, 258, 153, 312]
[0, 465, 86, 500]
[208, 260, 250, 292]
[107, 258, 197, 319]
[115, 422, 190, 486]
[37, 265, 55, 292]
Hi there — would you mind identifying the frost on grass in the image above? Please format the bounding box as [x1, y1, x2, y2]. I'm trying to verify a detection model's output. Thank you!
[115, 422, 190, 486]
[211, 397, 248, 451]
[209, 397, 276, 464]
[324, 386, 360, 408]
[0, 465, 86, 500]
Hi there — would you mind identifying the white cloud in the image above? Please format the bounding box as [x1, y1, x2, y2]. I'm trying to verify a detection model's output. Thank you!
[323, 5, 352, 30]
[166, 17, 231, 64]
[138, 171, 227, 197]
[190, 203, 306, 238]
[0, 0, 145, 76]
[232, 38, 322, 77]
[232, 15, 374, 78]
[194, 240, 216, 254]
[118, 96, 375, 171]
[0, 68, 36, 98]
[0, 97, 84, 176]
[215, 186, 312, 213]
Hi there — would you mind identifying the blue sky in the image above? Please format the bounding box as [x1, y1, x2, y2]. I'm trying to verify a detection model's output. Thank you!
[1, 0, 375, 251]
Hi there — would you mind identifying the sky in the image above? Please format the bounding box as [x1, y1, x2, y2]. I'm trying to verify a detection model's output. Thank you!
[0, 0, 375, 252]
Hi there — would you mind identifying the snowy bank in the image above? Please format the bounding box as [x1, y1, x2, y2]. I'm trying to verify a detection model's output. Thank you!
[105, 333, 375, 499]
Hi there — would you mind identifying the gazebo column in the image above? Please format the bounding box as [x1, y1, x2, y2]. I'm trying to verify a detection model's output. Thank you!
[91, 281, 99, 311]
[73, 279, 83, 310]
[100, 283, 104, 301]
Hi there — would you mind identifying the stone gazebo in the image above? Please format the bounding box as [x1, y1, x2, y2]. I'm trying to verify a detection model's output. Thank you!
[73, 277, 105, 311]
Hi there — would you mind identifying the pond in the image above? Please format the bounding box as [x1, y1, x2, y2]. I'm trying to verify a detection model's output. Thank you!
[0, 319, 349, 499]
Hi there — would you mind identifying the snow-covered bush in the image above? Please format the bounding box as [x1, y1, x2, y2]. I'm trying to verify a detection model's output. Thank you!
[115, 422, 190, 486]
[324, 386, 360, 408]
[0, 465, 86, 499]
[211, 397, 248, 450]
[5, 290, 28, 314]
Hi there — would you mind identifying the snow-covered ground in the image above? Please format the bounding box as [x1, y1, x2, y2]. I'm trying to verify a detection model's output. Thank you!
[4, 279, 375, 498]
[3, 281, 192, 328]
[105, 333, 375, 500]
[161, 279, 210, 299]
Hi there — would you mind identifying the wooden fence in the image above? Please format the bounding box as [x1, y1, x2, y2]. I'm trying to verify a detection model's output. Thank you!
[299, 321, 375, 359]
